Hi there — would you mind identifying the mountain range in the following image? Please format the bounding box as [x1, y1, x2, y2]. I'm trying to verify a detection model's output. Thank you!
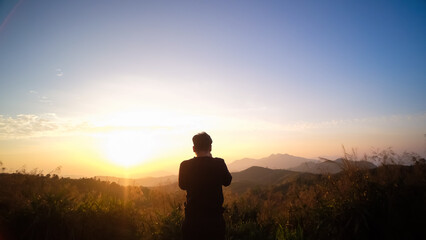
[229, 166, 316, 193]
[289, 158, 376, 174]
[227, 153, 318, 172]
[94, 175, 177, 187]
[95, 154, 377, 190]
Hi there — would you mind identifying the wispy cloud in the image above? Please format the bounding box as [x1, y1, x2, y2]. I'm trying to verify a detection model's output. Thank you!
[0, 114, 58, 138]
[29, 90, 52, 104]
[0, 114, 91, 139]
[0, 113, 169, 140]
[282, 113, 426, 131]
[1, 112, 424, 140]
[56, 68, 63, 77]
[39, 96, 51, 103]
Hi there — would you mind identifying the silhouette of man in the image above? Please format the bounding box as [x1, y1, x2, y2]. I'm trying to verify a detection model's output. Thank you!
[179, 132, 232, 240]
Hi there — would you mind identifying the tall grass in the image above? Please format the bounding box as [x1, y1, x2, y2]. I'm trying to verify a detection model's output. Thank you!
[1, 150, 425, 239]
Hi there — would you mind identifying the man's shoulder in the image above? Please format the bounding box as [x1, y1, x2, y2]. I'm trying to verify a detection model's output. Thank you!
[211, 157, 226, 166]
[180, 158, 195, 165]
[213, 157, 225, 163]
[180, 157, 225, 165]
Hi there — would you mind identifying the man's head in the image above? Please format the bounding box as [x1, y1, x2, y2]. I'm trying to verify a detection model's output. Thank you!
[192, 132, 212, 154]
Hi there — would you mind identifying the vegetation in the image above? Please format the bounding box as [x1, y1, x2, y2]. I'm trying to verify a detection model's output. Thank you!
[1, 150, 425, 239]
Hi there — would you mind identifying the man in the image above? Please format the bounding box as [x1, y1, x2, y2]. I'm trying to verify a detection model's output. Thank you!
[179, 132, 232, 240]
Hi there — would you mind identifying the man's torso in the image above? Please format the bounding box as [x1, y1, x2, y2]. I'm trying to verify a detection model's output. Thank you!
[179, 157, 231, 217]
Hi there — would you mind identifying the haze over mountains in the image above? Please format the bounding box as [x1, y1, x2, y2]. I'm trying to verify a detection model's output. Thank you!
[95, 153, 377, 189]
[227, 153, 318, 172]
[227, 153, 376, 174]
[95, 175, 177, 187]
[290, 158, 376, 174]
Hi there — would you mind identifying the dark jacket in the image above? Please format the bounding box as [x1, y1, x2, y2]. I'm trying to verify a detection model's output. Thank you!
[179, 157, 232, 217]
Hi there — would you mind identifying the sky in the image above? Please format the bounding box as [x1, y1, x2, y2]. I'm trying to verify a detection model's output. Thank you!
[0, 0, 425, 177]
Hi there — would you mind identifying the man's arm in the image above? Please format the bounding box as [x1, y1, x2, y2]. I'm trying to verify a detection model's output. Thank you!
[178, 161, 188, 190]
[222, 160, 232, 187]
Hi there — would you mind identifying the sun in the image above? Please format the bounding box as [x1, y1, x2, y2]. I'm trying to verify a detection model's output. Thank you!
[99, 131, 153, 167]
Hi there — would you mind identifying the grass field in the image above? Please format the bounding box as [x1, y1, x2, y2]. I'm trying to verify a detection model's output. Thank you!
[1, 151, 425, 240]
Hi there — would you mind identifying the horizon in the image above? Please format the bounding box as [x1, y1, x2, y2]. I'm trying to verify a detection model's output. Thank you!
[0, 151, 417, 179]
[1, 0, 425, 178]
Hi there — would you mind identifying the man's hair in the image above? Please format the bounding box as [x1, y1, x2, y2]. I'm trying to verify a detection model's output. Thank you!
[192, 132, 212, 152]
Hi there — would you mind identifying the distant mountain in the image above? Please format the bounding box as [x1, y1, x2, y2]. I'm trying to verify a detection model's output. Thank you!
[94, 157, 376, 189]
[290, 158, 376, 174]
[228, 153, 318, 172]
[95, 175, 177, 187]
[232, 166, 300, 185]
[229, 166, 315, 193]
[95, 166, 300, 191]
[141, 170, 175, 178]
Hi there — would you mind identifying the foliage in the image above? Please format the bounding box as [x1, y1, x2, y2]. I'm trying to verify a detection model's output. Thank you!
[1, 150, 425, 239]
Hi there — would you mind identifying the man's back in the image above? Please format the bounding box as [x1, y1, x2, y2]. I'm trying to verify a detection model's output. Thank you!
[179, 132, 231, 240]
[179, 157, 232, 216]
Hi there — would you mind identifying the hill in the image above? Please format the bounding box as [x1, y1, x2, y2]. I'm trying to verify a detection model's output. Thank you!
[94, 165, 310, 191]
[94, 157, 377, 191]
[230, 166, 315, 193]
[227, 153, 318, 172]
[94, 175, 177, 187]
[290, 158, 376, 174]
[1, 159, 425, 239]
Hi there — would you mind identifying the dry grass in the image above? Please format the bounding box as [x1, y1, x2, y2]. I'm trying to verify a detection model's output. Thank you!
[1, 150, 425, 239]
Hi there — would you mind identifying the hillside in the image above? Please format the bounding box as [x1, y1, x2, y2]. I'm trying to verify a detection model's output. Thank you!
[95, 175, 177, 187]
[290, 158, 376, 174]
[1, 160, 425, 239]
[227, 153, 318, 172]
[230, 166, 315, 193]
[93, 157, 376, 191]
[94, 165, 310, 191]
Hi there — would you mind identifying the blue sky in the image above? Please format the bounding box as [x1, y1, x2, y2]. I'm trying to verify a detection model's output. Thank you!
[0, 0, 425, 176]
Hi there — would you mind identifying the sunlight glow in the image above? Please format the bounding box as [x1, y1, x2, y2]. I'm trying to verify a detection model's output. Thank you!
[99, 131, 154, 167]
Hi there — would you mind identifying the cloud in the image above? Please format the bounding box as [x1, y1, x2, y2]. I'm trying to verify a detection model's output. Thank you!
[0, 113, 166, 140]
[0, 114, 59, 138]
[39, 96, 51, 103]
[0, 114, 93, 139]
[56, 68, 63, 77]
[282, 113, 426, 132]
[28, 90, 52, 104]
[2, 111, 424, 140]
